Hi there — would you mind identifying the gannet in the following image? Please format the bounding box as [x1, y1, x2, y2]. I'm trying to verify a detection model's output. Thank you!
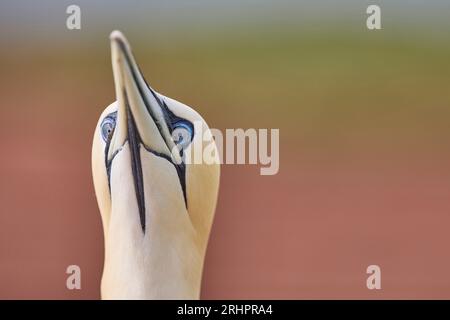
[91, 31, 220, 299]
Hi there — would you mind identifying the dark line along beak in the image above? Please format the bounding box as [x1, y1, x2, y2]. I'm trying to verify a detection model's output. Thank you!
[108, 31, 182, 233]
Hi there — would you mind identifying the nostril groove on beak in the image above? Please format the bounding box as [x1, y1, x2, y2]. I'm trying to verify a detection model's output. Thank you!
[124, 91, 147, 233]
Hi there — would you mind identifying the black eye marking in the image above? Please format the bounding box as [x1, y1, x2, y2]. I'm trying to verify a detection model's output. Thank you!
[101, 112, 118, 190]
[172, 121, 193, 156]
[101, 112, 117, 142]
[102, 95, 194, 215]
[159, 100, 194, 207]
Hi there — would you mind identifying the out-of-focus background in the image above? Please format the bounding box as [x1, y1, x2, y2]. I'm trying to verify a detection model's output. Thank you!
[0, 0, 450, 299]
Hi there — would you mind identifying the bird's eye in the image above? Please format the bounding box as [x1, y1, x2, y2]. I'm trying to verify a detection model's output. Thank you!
[172, 121, 193, 155]
[101, 114, 116, 142]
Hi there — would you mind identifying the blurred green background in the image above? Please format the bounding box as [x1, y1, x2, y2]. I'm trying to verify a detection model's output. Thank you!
[0, 0, 450, 299]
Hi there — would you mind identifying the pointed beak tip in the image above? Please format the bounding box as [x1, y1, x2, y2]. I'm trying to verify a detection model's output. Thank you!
[110, 30, 125, 42]
[110, 30, 131, 90]
[109, 30, 131, 51]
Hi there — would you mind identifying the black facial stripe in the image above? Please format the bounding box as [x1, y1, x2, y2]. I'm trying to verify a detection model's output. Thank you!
[105, 140, 112, 188]
[105, 145, 120, 191]
[105, 40, 192, 234]
[160, 100, 194, 138]
[104, 112, 118, 189]
[103, 110, 188, 234]
[102, 105, 146, 233]
[116, 41, 168, 146]
[128, 46, 194, 139]
[125, 92, 147, 234]
[118, 41, 191, 206]
[141, 144, 187, 207]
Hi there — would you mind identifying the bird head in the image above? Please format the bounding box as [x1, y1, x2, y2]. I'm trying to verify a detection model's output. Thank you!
[91, 31, 220, 299]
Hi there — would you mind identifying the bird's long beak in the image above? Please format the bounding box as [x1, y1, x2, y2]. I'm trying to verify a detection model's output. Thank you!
[108, 30, 179, 162]
[107, 31, 181, 232]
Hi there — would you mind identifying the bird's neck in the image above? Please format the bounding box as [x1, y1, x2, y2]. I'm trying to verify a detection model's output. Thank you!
[100, 207, 204, 299]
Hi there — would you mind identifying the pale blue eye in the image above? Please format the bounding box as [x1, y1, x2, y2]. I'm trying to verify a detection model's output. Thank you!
[172, 121, 193, 152]
[101, 113, 117, 142]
